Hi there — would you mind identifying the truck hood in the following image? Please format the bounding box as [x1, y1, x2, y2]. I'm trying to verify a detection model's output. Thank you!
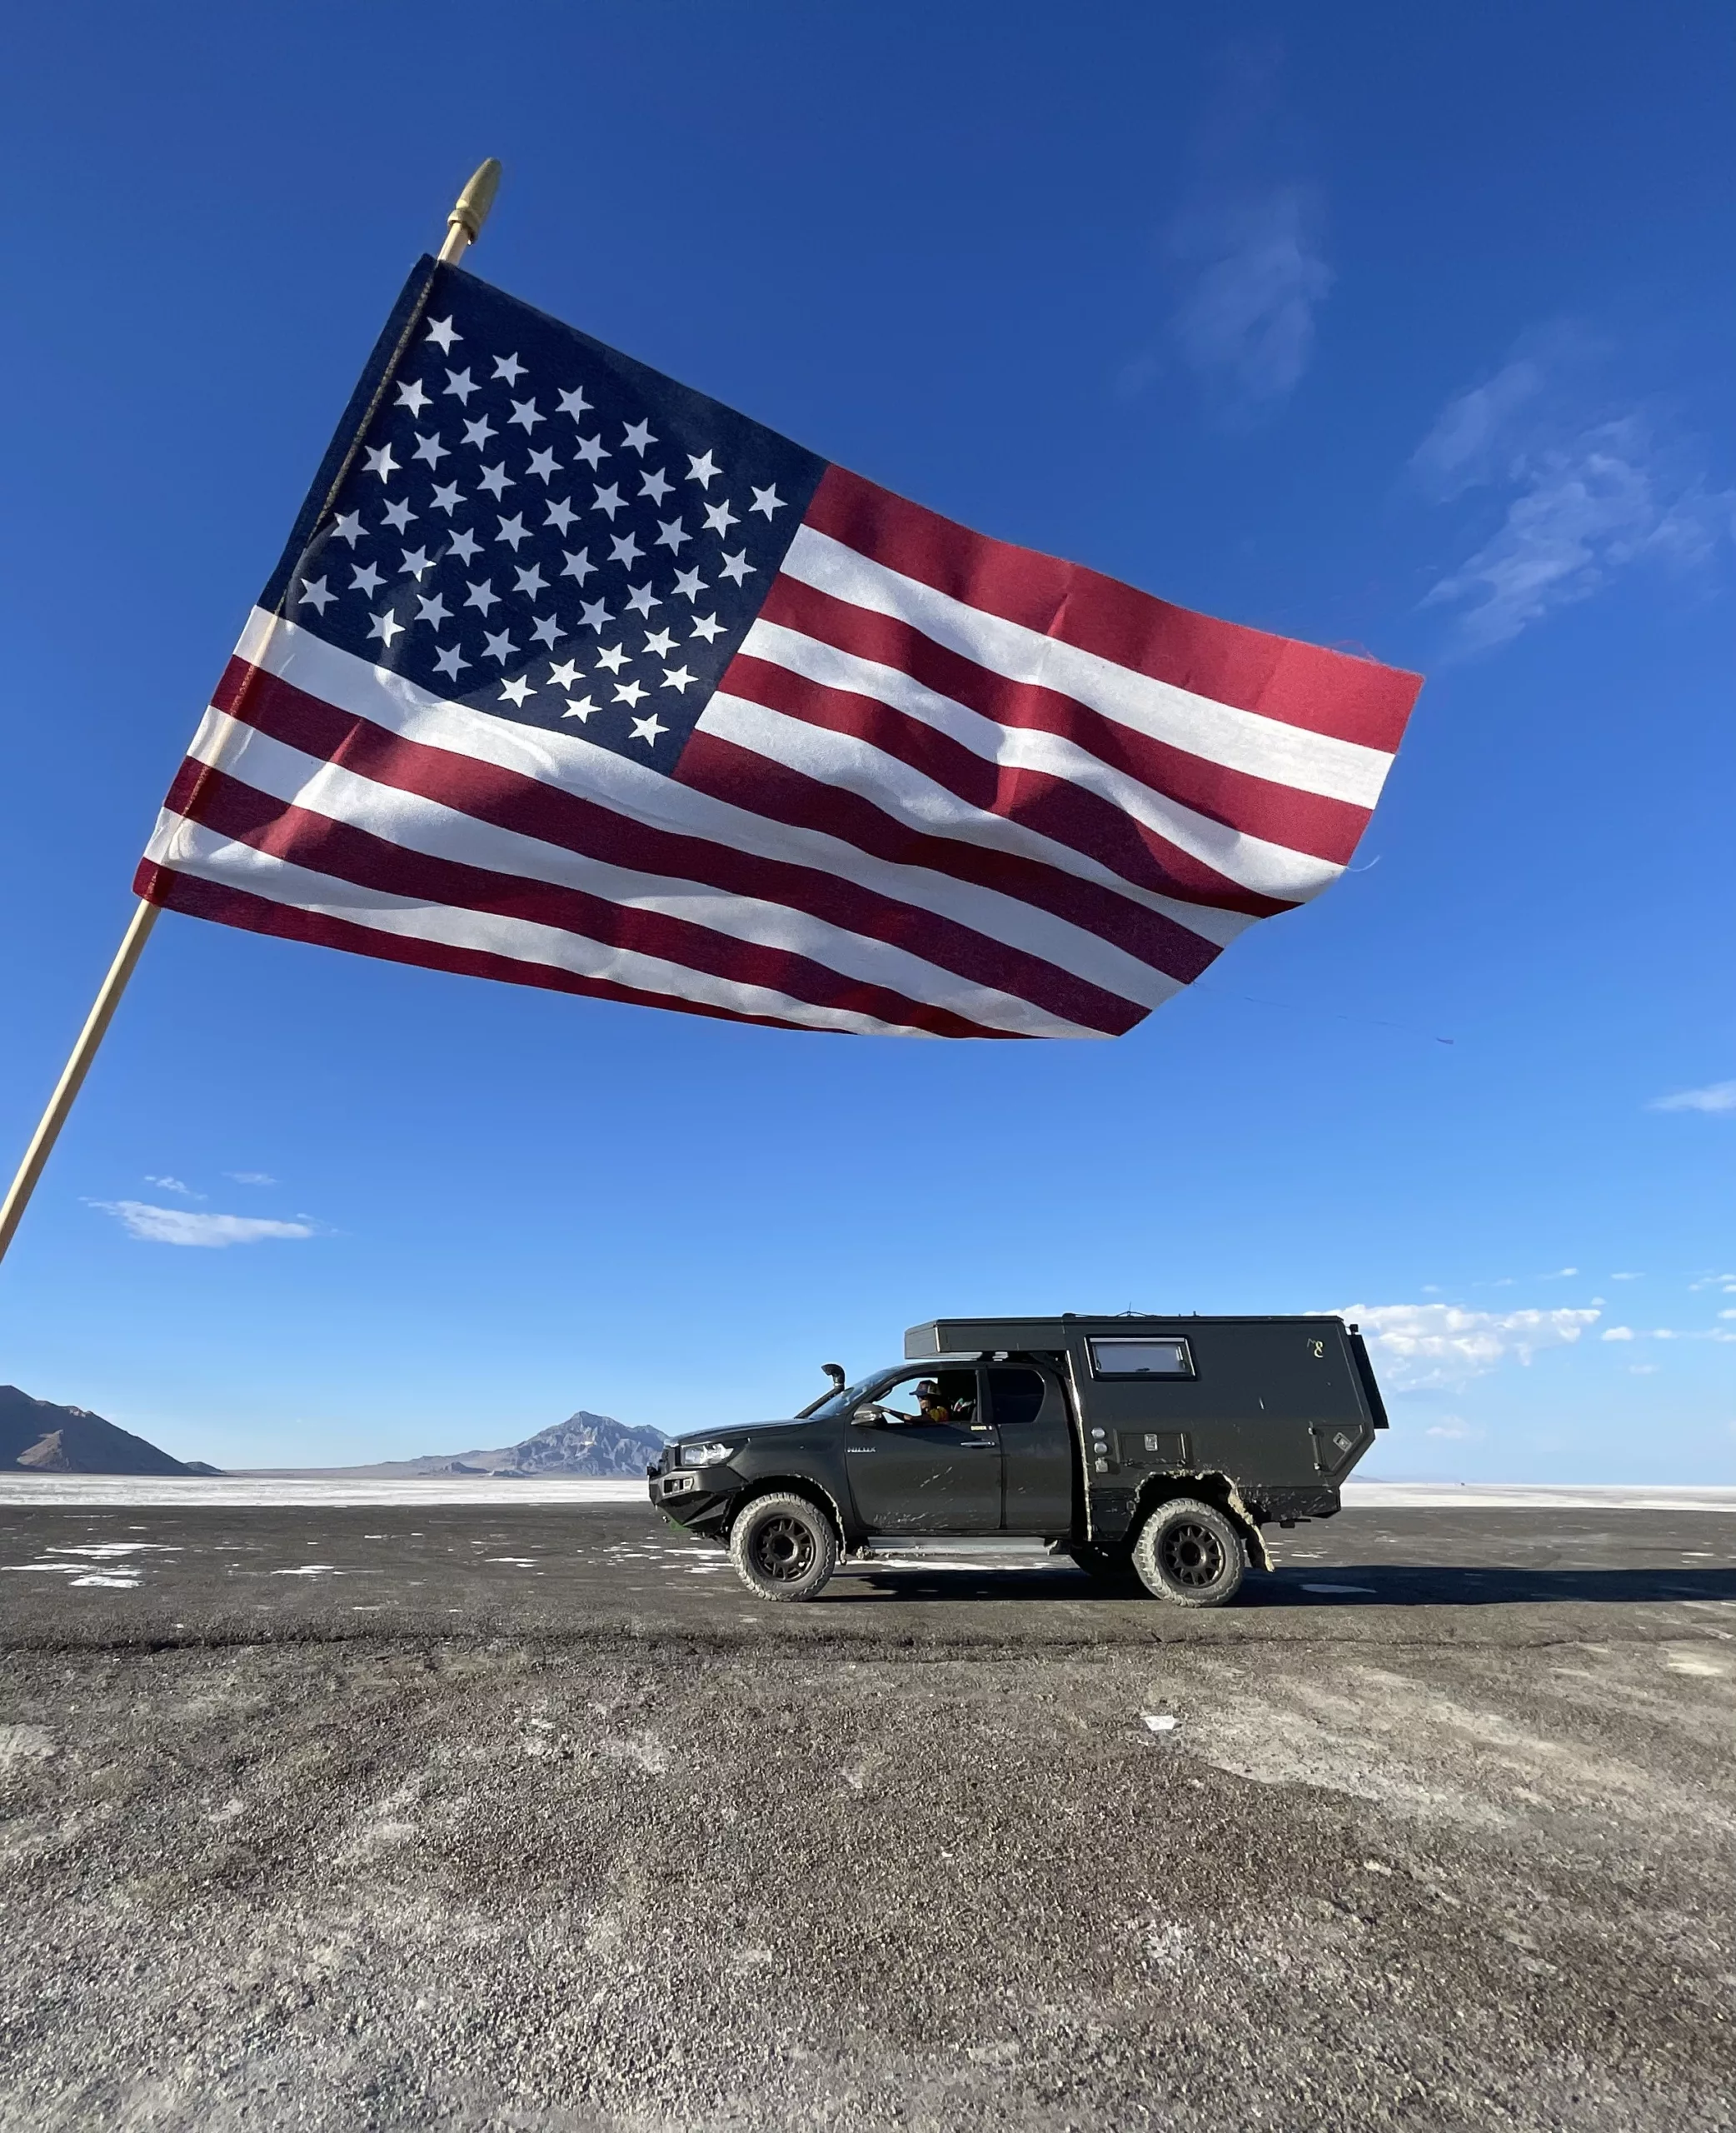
[668, 1416, 826, 1456]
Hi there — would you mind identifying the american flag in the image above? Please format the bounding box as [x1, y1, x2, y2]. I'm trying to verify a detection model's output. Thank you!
[137, 261, 1423, 1040]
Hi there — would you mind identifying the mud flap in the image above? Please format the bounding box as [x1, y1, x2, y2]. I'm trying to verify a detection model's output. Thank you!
[1225, 1484, 1272, 1571]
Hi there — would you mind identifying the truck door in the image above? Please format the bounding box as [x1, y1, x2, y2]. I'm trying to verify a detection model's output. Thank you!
[990, 1365, 1074, 1535]
[844, 1367, 1000, 1534]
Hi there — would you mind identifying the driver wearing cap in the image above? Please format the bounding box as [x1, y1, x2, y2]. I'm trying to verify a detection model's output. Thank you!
[887, 1378, 956, 1425]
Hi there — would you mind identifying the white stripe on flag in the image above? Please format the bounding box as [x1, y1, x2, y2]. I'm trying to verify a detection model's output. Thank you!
[779, 524, 1394, 808]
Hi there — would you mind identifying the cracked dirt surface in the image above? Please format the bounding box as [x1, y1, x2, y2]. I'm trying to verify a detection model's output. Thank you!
[1, 1506, 1734, 2131]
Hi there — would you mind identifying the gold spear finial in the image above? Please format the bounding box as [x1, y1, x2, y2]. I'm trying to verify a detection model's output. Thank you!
[439, 159, 502, 264]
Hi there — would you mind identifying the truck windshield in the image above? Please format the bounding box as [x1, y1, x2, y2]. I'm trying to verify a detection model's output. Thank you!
[801, 1367, 901, 1421]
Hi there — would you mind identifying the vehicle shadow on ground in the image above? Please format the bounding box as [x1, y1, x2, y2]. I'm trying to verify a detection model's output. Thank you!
[836, 1564, 1736, 1608]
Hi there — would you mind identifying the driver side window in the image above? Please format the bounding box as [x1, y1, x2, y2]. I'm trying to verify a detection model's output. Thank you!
[869, 1369, 979, 1426]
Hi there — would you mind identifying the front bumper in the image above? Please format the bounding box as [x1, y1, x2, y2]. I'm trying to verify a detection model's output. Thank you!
[650, 1469, 705, 1502]
[647, 1466, 736, 1531]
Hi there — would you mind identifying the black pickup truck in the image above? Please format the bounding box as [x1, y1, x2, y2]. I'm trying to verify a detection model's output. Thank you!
[647, 1312, 1389, 1606]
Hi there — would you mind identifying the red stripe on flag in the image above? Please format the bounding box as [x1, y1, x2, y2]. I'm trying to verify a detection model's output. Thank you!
[802, 465, 1422, 754]
[757, 573, 1373, 864]
[159, 759, 1036, 1041]
[718, 651, 1292, 918]
[673, 729, 1227, 987]
[199, 658, 1136, 1033]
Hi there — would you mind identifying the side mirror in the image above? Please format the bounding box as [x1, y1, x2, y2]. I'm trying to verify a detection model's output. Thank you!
[852, 1404, 886, 1427]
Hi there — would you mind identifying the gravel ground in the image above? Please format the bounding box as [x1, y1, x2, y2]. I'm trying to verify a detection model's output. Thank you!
[2, 1506, 1734, 2131]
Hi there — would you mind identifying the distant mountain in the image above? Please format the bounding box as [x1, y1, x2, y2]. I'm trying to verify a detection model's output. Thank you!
[0, 1386, 219, 1476]
[295, 1410, 668, 1479]
[0, 1386, 663, 1481]
[466, 1410, 668, 1478]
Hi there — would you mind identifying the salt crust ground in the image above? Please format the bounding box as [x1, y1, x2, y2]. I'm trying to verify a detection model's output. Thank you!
[1, 1506, 1734, 2131]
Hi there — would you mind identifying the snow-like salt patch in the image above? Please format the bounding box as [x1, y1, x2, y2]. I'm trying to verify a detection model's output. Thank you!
[1345, 1481, 1736, 1512]
[45, 1542, 181, 1559]
[4, 1540, 179, 1587]
[0, 1476, 647, 1507]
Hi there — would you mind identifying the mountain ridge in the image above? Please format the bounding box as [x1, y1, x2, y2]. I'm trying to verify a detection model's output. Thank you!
[0, 1385, 217, 1476]
[248, 1411, 668, 1479]
[0, 1387, 666, 1479]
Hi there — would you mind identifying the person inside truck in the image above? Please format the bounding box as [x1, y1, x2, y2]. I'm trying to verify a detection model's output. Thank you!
[884, 1378, 943, 1423]
[885, 1376, 977, 1426]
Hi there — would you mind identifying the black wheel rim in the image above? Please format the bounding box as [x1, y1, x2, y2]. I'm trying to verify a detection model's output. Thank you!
[751, 1515, 816, 1582]
[1159, 1520, 1225, 1588]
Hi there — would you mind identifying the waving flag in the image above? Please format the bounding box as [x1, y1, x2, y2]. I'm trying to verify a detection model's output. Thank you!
[137, 261, 1422, 1039]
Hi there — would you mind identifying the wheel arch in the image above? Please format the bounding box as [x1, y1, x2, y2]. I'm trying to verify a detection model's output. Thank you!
[727, 1475, 851, 1552]
[1131, 1471, 1271, 1571]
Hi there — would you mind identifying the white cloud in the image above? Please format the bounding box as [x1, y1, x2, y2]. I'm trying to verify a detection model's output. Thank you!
[1600, 1321, 1734, 1346]
[1411, 354, 1554, 497]
[1542, 1266, 1579, 1279]
[224, 1170, 279, 1185]
[1689, 1273, 1736, 1292]
[1167, 184, 1332, 413]
[1650, 1080, 1736, 1115]
[91, 1200, 317, 1249]
[1338, 1302, 1599, 1389]
[1630, 1365, 1662, 1376]
[1610, 1271, 1644, 1281]
[1424, 1417, 1483, 1441]
[143, 1175, 201, 1199]
[1412, 338, 1732, 654]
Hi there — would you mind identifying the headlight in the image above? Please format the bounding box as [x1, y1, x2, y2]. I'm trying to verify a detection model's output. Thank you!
[680, 1441, 736, 1468]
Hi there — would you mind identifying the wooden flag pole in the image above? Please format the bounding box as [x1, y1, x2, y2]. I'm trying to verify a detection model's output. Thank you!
[0, 900, 161, 1263]
[0, 162, 502, 1270]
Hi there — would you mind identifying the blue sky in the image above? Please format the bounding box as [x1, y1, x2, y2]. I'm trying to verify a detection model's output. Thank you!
[2, 1, 1732, 1479]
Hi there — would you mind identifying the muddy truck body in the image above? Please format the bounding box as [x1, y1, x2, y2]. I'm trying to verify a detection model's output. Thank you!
[647, 1313, 1388, 1605]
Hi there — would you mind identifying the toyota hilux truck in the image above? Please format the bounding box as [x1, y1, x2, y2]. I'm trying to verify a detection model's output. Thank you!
[647, 1312, 1388, 1606]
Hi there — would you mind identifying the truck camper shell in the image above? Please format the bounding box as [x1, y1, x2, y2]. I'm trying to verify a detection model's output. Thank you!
[904, 1312, 1386, 1538]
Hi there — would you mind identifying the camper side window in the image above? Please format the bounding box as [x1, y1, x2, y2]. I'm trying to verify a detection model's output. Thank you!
[1086, 1337, 1194, 1379]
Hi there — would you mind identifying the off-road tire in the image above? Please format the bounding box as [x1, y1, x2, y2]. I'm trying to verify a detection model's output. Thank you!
[1131, 1497, 1245, 1608]
[729, 1492, 840, 1601]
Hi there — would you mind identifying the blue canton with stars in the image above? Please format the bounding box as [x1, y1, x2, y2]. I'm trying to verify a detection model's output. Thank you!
[261, 260, 826, 776]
